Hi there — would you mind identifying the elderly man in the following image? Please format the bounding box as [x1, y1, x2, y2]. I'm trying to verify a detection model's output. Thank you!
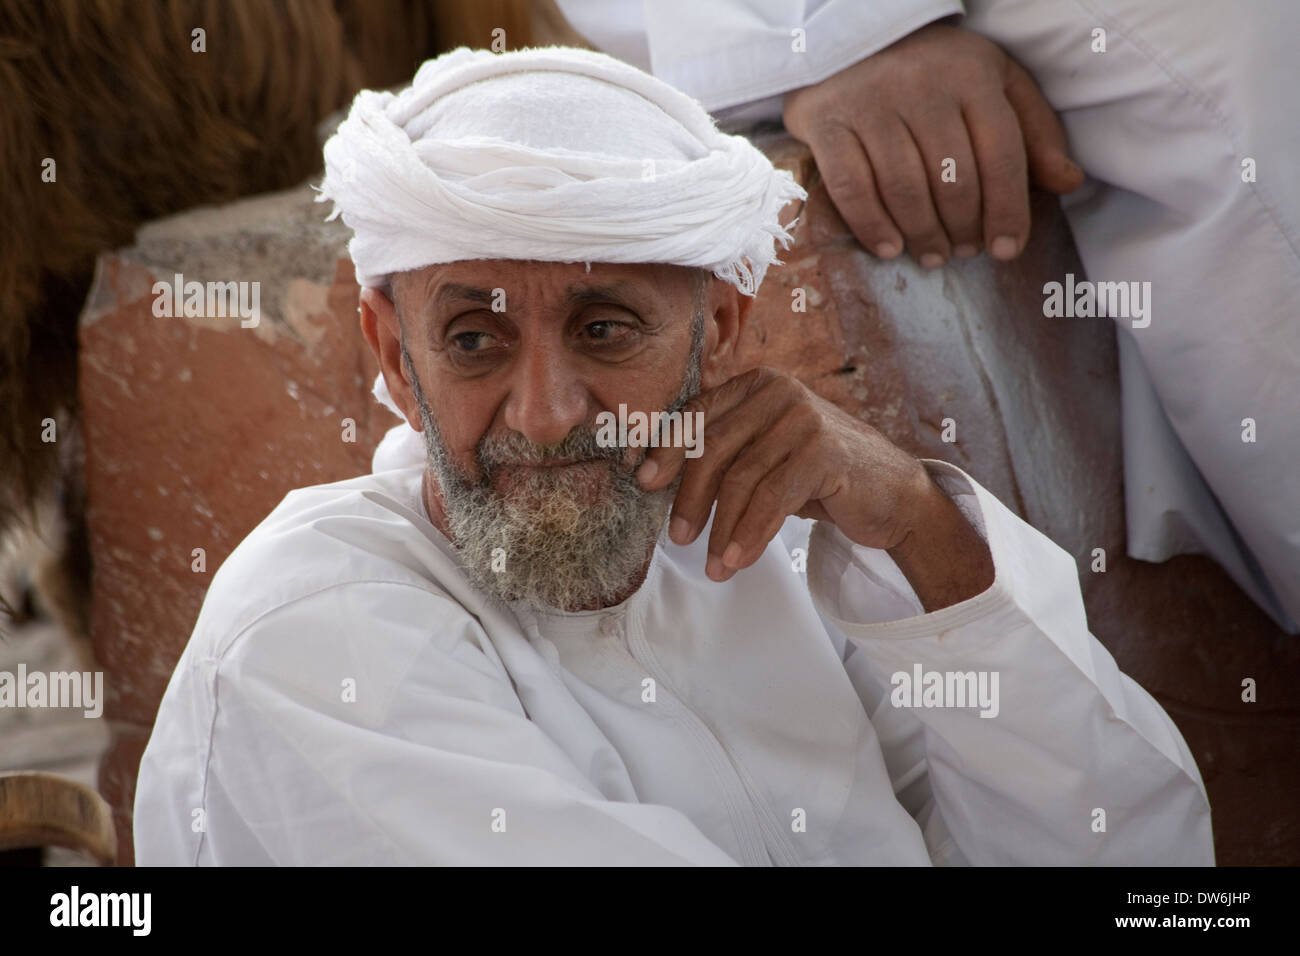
[134, 47, 1213, 866]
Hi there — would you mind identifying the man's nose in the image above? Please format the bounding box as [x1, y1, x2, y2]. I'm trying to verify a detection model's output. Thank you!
[501, 345, 590, 448]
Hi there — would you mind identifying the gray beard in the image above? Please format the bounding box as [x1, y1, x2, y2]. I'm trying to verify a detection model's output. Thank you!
[402, 311, 704, 612]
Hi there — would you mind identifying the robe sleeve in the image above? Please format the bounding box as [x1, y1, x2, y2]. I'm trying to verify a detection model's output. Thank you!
[134, 580, 738, 866]
[557, 0, 964, 119]
[804, 459, 1216, 865]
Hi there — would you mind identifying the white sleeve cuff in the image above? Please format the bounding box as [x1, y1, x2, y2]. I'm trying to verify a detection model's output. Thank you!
[806, 457, 1084, 642]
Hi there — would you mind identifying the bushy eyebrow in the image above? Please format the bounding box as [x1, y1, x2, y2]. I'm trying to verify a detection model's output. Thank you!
[435, 283, 498, 308]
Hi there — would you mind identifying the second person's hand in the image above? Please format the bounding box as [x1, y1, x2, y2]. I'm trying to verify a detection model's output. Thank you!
[782, 21, 1086, 268]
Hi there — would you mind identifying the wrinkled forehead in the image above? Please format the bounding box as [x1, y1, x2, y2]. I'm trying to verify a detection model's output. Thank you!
[404, 71, 705, 164]
[396, 259, 704, 310]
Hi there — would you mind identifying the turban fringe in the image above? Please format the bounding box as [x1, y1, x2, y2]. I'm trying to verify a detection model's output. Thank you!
[317, 46, 807, 295]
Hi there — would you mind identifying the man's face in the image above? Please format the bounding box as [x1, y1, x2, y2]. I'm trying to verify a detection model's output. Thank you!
[383, 259, 718, 611]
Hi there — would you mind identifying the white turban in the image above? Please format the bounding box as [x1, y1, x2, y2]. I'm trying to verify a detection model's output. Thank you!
[316, 46, 806, 296]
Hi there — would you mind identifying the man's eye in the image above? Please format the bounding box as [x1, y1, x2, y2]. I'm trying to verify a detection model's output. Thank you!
[452, 331, 495, 352]
[583, 320, 632, 342]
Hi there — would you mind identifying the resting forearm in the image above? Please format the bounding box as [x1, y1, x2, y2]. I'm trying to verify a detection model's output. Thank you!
[887, 479, 995, 612]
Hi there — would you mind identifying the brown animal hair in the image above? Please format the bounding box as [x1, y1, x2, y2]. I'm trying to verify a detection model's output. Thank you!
[0, 0, 559, 636]
[0, 0, 367, 524]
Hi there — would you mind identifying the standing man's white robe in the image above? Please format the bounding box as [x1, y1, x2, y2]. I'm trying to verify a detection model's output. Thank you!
[555, 0, 1300, 632]
[134, 460, 1213, 865]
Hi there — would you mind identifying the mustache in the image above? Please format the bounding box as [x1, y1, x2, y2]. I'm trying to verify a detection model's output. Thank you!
[477, 390, 694, 475]
[477, 425, 627, 475]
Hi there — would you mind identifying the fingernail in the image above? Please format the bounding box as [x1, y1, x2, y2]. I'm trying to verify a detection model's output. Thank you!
[953, 243, 978, 259]
[722, 542, 744, 568]
[919, 252, 945, 270]
[991, 236, 1018, 260]
[706, 554, 725, 579]
[670, 516, 690, 543]
[637, 459, 658, 484]
[875, 241, 900, 259]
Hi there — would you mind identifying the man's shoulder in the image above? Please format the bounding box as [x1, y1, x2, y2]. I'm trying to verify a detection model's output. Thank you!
[190, 465, 469, 660]
[142, 469, 512, 839]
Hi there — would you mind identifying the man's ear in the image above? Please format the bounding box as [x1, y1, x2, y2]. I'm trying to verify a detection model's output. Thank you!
[700, 282, 755, 390]
[359, 285, 424, 433]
